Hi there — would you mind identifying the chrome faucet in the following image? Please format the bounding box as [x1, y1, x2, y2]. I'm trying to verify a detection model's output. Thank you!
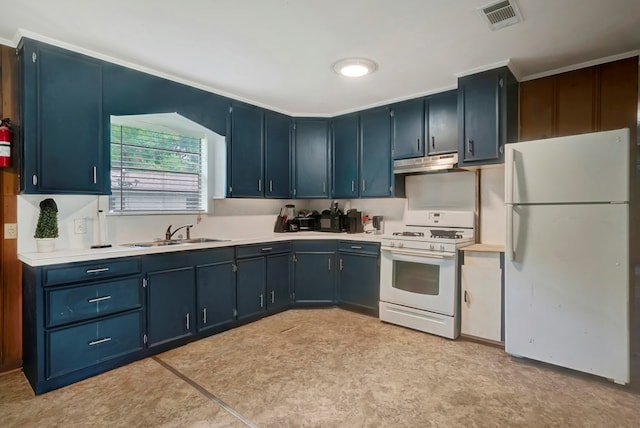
[165, 224, 193, 240]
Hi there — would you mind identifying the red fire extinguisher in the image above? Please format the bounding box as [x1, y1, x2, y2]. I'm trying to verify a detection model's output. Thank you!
[0, 118, 12, 168]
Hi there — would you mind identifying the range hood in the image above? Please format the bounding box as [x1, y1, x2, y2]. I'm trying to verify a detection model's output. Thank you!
[394, 152, 458, 174]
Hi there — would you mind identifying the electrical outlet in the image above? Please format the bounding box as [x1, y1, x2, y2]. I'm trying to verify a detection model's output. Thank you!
[4, 223, 17, 239]
[74, 218, 87, 234]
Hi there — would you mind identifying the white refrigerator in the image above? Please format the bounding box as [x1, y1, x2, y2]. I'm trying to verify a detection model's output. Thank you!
[504, 128, 630, 384]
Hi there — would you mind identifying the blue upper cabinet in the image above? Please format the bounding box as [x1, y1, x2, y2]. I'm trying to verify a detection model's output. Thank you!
[392, 98, 425, 160]
[332, 114, 359, 198]
[229, 104, 264, 197]
[458, 66, 518, 166]
[19, 39, 106, 194]
[360, 108, 393, 197]
[427, 90, 458, 155]
[264, 112, 292, 198]
[293, 119, 330, 198]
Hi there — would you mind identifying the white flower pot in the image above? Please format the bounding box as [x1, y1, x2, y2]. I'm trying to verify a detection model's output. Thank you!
[36, 238, 56, 253]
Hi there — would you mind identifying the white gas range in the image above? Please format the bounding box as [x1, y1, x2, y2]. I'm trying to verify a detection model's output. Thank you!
[379, 210, 475, 339]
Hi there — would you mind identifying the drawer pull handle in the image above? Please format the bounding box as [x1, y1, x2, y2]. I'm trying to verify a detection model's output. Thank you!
[88, 337, 111, 346]
[86, 267, 109, 274]
[271, 290, 275, 303]
[351, 246, 362, 249]
[88, 295, 112, 303]
[203, 308, 207, 324]
[261, 247, 273, 252]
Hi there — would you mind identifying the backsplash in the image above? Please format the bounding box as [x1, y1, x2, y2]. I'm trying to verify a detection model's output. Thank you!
[17, 167, 505, 253]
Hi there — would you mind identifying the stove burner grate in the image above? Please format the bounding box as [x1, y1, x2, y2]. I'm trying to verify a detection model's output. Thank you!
[393, 231, 424, 237]
[430, 230, 463, 239]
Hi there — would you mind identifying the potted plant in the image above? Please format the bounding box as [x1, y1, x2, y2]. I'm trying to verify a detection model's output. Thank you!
[34, 198, 59, 252]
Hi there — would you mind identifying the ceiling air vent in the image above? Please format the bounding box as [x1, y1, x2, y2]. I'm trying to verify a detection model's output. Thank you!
[477, 0, 523, 30]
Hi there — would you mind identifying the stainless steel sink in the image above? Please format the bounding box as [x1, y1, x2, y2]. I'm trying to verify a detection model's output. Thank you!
[124, 240, 186, 247]
[125, 238, 229, 247]
[176, 237, 230, 244]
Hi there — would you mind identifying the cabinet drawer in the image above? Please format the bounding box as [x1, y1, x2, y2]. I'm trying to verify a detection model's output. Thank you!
[46, 276, 142, 327]
[236, 241, 291, 259]
[338, 241, 380, 255]
[44, 258, 141, 287]
[293, 240, 336, 253]
[47, 310, 143, 379]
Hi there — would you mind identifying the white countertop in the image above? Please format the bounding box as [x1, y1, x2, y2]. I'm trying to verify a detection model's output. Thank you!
[19, 232, 383, 267]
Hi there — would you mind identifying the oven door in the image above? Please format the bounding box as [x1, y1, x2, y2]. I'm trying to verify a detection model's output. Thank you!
[380, 247, 457, 316]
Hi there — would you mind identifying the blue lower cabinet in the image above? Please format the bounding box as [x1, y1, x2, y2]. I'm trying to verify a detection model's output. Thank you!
[235, 242, 292, 318]
[196, 260, 236, 333]
[146, 266, 196, 348]
[22, 258, 144, 394]
[293, 241, 336, 305]
[47, 310, 144, 379]
[236, 257, 267, 320]
[266, 252, 291, 312]
[337, 241, 380, 316]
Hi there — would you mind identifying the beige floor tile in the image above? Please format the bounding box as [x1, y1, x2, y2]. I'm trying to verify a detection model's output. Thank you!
[158, 308, 640, 428]
[0, 357, 244, 428]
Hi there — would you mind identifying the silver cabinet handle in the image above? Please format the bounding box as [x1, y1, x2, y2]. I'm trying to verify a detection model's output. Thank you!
[351, 180, 355, 193]
[32, 175, 38, 186]
[362, 180, 366, 192]
[322, 181, 326, 194]
[269, 180, 273, 192]
[339, 258, 343, 271]
[261, 247, 273, 252]
[186, 313, 190, 330]
[351, 245, 362, 249]
[270, 290, 275, 303]
[259, 293, 264, 308]
[417, 138, 420, 151]
[203, 307, 207, 324]
[88, 295, 111, 303]
[431, 136, 435, 149]
[92, 166, 97, 184]
[467, 139, 474, 154]
[258, 179, 262, 192]
[88, 337, 111, 346]
[86, 267, 109, 274]
[328, 258, 331, 271]
[464, 290, 469, 303]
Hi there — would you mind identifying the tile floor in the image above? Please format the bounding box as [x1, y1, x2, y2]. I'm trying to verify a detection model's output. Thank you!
[2, 308, 640, 427]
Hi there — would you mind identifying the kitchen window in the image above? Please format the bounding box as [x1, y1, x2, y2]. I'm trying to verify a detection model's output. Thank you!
[110, 123, 208, 213]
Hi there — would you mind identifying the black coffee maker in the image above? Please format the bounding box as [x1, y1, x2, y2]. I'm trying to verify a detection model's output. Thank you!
[346, 209, 364, 233]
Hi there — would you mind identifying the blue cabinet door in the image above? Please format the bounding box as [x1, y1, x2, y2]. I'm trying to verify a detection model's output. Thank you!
[427, 90, 458, 155]
[265, 112, 292, 198]
[360, 108, 392, 197]
[338, 253, 379, 316]
[146, 266, 196, 348]
[458, 67, 518, 166]
[392, 98, 425, 159]
[332, 114, 359, 198]
[293, 241, 336, 305]
[236, 257, 267, 320]
[20, 39, 105, 194]
[196, 261, 236, 333]
[293, 119, 330, 198]
[267, 253, 291, 312]
[230, 104, 264, 197]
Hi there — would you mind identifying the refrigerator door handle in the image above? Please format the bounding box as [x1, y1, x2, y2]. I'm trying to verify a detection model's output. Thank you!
[507, 205, 515, 262]
[506, 149, 516, 204]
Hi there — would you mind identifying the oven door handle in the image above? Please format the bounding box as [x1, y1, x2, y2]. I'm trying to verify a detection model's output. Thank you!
[381, 247, 456, 259]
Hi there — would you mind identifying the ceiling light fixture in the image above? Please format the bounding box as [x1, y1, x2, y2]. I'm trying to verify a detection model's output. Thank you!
[332, 58, 378, 78]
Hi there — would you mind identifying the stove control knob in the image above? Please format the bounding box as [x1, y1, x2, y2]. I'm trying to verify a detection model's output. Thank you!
[398, 242, 404, 248]
[390, 241, 395, 248]
[429, 244, 435, 250]
[440, 244, 445, 251]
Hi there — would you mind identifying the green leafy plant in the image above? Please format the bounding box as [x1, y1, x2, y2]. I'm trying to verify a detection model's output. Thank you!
[34, 198, 59, 239]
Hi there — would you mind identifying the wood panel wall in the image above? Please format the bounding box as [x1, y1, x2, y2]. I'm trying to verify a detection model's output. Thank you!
[0, 45, 22, 373]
